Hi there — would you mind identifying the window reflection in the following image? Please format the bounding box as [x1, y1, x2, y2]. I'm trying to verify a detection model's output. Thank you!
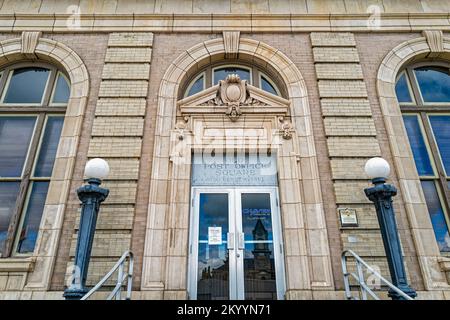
[403, 115, 434, 176]
[197, 193, 229, 300]
[415, 67, 450, 103]
[421, 181, 450, 252]
[3, 67, 50, 104]
[186, 75, 204, 97]
[16, 182, 49, 254]
[0, 117, 36, 177]
[429, 116, 450, 176]
[261, 75, 278, 96]
[52, 73, 70, 104]
[395, 73, 413, 103]
[242, 193, 276, 300]
[184, 65, 282, 98]
[34, 117, 64, 177]
[214, 67, 251, 85]
[0, 182, 20, 255]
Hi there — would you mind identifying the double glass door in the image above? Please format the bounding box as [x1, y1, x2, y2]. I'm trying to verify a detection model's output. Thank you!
[188, 187, 285, 300]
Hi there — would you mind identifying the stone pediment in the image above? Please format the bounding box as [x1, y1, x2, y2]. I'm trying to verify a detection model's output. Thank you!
[178, 74, 290, 121]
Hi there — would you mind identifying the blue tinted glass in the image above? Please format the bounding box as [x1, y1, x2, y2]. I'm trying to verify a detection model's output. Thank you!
[34, 117, 64, 177]
[52, 73, 70, 104]
[16, 181, 49, 254]
[187, 75, 204, 97]
[197, 193, 229, 300]
[429, 116, 450, 176]
[0, 182, 20, 255]
[421, 181, 450, 252]
[4, 68, 50, 104]
[199, 193, 229, 242]
[214, 67, 250, 85]
[415, 67, 450, 103]
[395, 73, 412, 103]
[0, 117, 36, 177]
[403, 115, 434, 176]
[261, 76, 278, 96]
[241, 193, 273, 241]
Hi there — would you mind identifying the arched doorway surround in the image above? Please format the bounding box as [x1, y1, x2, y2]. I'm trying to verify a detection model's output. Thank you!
[141, 34, 334, 299]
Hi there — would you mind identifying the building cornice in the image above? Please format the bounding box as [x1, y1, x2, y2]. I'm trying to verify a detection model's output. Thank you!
[0, 13, 448, 33]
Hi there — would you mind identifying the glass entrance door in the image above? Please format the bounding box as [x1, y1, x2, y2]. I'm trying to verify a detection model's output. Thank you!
[188, 188, 285, 300]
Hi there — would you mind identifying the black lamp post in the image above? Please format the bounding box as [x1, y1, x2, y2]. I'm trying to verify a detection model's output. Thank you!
[364, 157, 417, 300]
[63, 158, 110, 300]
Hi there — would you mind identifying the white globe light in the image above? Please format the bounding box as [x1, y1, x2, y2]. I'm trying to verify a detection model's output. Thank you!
[84, 158, 110, 180]
[364, 157, 390, 179]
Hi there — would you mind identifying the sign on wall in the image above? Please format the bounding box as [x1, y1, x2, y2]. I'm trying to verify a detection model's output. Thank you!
[339, 208, 358, 227]
[191, 151, 278, 186]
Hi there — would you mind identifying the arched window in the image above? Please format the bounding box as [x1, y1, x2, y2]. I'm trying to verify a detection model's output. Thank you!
[183, 63, 282, 98]
[396, 62, 450, 252]
[0, 63, 69, 257]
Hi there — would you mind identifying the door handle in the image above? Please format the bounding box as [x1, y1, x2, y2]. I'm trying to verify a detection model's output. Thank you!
[238, 233, 245, 250]
[227, 233, 234, 250]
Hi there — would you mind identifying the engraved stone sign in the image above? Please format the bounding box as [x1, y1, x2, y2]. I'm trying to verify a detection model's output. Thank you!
[191, 151, 278, 187]
[339, 208, 358, 227]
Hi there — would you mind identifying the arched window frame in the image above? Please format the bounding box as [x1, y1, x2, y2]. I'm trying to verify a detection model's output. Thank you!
[259, 72, 281, 96]
[397, 60, 450, 252]
[0, 61, 69, 258]
[181, 61, 285, 99]
[183, 71, 206, 98]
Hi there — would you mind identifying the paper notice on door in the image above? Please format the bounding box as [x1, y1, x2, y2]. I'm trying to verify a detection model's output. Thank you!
[208, 227, 222, 245]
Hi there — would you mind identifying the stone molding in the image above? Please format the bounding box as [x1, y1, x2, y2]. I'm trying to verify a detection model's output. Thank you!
[0, 13, 449, 33]
[142, 36, 335, 295]
[0, 35, 89, 291]
[377, 34, 450, 290]
[178, 76, 290, 121]
[0, 257, 35, 273]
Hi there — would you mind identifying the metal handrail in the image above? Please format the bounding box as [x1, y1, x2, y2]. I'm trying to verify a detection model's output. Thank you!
[341, 249, 413, 300]
[81, 251, 134, 300]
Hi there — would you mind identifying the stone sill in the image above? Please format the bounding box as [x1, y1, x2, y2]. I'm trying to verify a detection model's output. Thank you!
[0, 257, 35, 273]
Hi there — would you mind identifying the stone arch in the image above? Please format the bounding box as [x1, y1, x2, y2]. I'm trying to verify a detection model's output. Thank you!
[142, 36, 335, 298]
[0, 33, 90, 291]
[377, 33, 450, 290]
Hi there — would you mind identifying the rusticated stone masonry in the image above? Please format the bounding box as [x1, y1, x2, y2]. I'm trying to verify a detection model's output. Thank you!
[65, 32, 153, 286]
[311, 32, 405, 281]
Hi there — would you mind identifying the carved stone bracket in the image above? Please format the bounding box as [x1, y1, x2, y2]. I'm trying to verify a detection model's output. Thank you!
[279, 116, 293, 140]
[21, 31, 42, 55]
[174, 116, 190, 140]
[422, 30, 444, 56]
[223, 31, 240, 59]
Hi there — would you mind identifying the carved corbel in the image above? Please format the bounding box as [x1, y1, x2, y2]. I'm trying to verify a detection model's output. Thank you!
[174, 116, 190, 141]
[279, 116, 293, 140]
[21, 31, 42, 57]
[422, 30, 444, 57]
[223, 31, 240, 59]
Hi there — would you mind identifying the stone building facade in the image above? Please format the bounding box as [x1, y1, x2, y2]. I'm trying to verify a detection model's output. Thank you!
[0, 0, 449, 300]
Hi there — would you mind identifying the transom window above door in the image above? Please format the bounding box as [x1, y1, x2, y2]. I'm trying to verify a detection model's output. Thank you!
[183, 64, 282, 98]
[0, 63, 69, 258]
[395, 62, 450, 252]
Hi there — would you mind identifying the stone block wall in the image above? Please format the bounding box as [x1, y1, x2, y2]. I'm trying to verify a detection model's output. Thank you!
[310, 32, 398, 282]
[64, 32, 154, 287]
